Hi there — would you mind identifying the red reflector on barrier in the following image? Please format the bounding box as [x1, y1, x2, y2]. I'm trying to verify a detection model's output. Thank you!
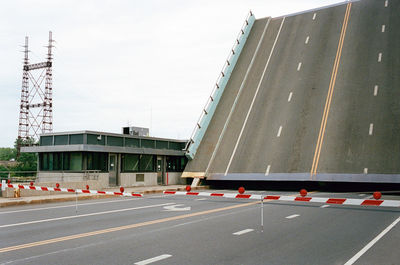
[131, 193, 142, 197]
[41, 187, 48, 191]
[97, 191, 106, 194]
[67, 189, 75, 193]
[236, 194, 251, 199]
[18, 185, 24, 189]
[295, 197, 312, 201]
[211, 193, 224, 196]
[164, 191, 176, 194]
[326, 198, 346, 204]
[54, 188, 61, 192]
[362, 200, 383, 206]
[29, 186, 35, 190]
[264, 195, 280, 200]
[114, 192, 123, 196]
[82, 190, 90, 193]
[186, 192, 199, 196]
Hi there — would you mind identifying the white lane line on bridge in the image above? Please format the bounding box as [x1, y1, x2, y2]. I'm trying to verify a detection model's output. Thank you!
[0, 198, 138, 215]
[286, 214, 300, 219]
[0, 203, 174, 228]
[223, 17, 286, 176]
[305, 36, 310, 44]
[320, 205, 330, 208]
[344, 216, 400, 265]
[196, 198, 207, 201]
[369, 123, 374, 135]
[135, 254, 172, 265]
[205, 18, 273, 176]
[297, 62, 302, 71]
[288, 92, 293, 102]
[364, 168, 368, 174]
[378, 52, 382, 62]
[277, 126, 283, 137]
[384, 0, 388, 7]
[233, 229, 254, 235]
[265, 165, 271, 176]
[374, 85, 378, 96]
[312, 13, 317, 20]
[381, 25, 386, 32]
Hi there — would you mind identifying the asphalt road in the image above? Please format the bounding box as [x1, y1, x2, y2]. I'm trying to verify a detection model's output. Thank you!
[1, 191, 399, 264]
[184, 0, 400, 182]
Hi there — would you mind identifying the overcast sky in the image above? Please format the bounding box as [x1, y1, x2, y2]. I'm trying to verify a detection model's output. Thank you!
[0, 0, 344, 147]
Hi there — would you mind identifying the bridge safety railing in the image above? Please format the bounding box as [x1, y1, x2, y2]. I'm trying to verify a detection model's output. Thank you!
[185, 11, 255, 159]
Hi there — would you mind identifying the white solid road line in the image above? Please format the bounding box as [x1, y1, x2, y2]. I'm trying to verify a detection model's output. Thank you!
[286, 214, 300, 219]
[312, 13, 317, 20]
[320, 205, 330, 208]
[297, 62, 302, 71]
[378, 52, 382, 62]
[374, 85, 378, 96]
[382, 25, 385, 32]
[0, 198, 138, 215]
[0, 203, 174, 228]
[277, 126, 283, 137]
[265, 165, 271, 176]
[205, 18, 272, 176]
[233, 229, 254, 235]
[369, 123, 374, 135]
[305, 36, 310, 44]
[344, 216, 400, 265]
[223, 17, 286, 176]
[288, 92, 293, 102]
[196, 198, 207, 201]
[135, 254, 172, 265]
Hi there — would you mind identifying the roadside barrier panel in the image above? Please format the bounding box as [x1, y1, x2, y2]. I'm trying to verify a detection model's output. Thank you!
[163, 191, 400, 208]
[0, 183, 143, 198]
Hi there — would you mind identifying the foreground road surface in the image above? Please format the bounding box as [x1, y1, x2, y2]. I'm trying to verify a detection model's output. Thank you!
[0, 190, 399, 265]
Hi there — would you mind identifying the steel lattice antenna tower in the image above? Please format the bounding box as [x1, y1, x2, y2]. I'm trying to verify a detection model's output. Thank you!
[18, 31, 54, 147]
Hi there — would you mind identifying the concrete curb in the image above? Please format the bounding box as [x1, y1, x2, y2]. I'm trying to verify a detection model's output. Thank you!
[0, 186, 209, 207]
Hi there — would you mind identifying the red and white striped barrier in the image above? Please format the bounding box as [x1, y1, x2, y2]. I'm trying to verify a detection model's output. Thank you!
[163, 191, 400, 207]
[0, 183, 143, 198]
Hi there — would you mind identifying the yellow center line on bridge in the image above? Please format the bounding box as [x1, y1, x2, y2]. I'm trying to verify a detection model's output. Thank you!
[310, 2, 352, 179]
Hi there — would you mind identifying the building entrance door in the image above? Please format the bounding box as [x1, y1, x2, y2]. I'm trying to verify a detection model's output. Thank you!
[109, 154, 118, 186]
[157, 157, 164, 185]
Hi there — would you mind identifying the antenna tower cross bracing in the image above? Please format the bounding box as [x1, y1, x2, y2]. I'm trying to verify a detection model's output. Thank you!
[18, 31, 54, 145]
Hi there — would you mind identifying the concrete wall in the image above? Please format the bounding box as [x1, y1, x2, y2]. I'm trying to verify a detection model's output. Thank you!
[36, 172, 109, 189]
[166, 172, 183, 185]
[120, 173, 157, 187]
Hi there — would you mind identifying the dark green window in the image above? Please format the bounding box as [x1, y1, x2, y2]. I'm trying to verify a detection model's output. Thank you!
[156, 141, 168, 149]
[87, 134, 105, 145]
[125, 138, 140, 148]
[54, 135, 68, 145]
[107, 136, 123, 146]
[86, 152, 108, 171]
[139, 154, 154, 172]
[169, 141, 185, 151]
[141, 139, 155, 149]
[70, 134, 84, 145]
[122, 154, 139, 172]
[40, 136, 53, 146]
[166, 156, 188, 172]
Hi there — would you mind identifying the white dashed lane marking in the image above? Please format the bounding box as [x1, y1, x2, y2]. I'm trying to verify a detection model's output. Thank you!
[288, 92, 293, 102]
[385, 0, 388, 7]
[312, 13, 317, 20]
[374, 85, 378, 96]
[364, 168, 368, 174]
[382, 25, 385, 32]
[297, 62, 302, 71]
[277, 126, 283, 137]
[378, 52, 382, 62]
[320, 205, 330, 208]
[265, 165, 271, 176]
[233, 229, 254, 236]
[135, 254, 172, 265]
[369, 123, 374, 135]
[286, 214, 300, 219]
[305, 36, 310, 44]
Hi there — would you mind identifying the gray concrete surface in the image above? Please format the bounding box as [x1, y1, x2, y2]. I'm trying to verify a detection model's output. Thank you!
[0, 190, 399, 264]
[185, 0, 400, 182]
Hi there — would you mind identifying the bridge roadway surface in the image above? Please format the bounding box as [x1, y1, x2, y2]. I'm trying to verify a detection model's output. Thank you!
[0, 191, 399, 264]
[185, 0, 400, 179]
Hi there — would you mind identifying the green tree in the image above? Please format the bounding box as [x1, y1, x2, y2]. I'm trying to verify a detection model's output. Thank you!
[13, 137, 38, 171]
[0, 148, 17, 161]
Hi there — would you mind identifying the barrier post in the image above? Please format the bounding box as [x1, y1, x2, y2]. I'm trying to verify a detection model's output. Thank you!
[261, 196, 264, 233]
